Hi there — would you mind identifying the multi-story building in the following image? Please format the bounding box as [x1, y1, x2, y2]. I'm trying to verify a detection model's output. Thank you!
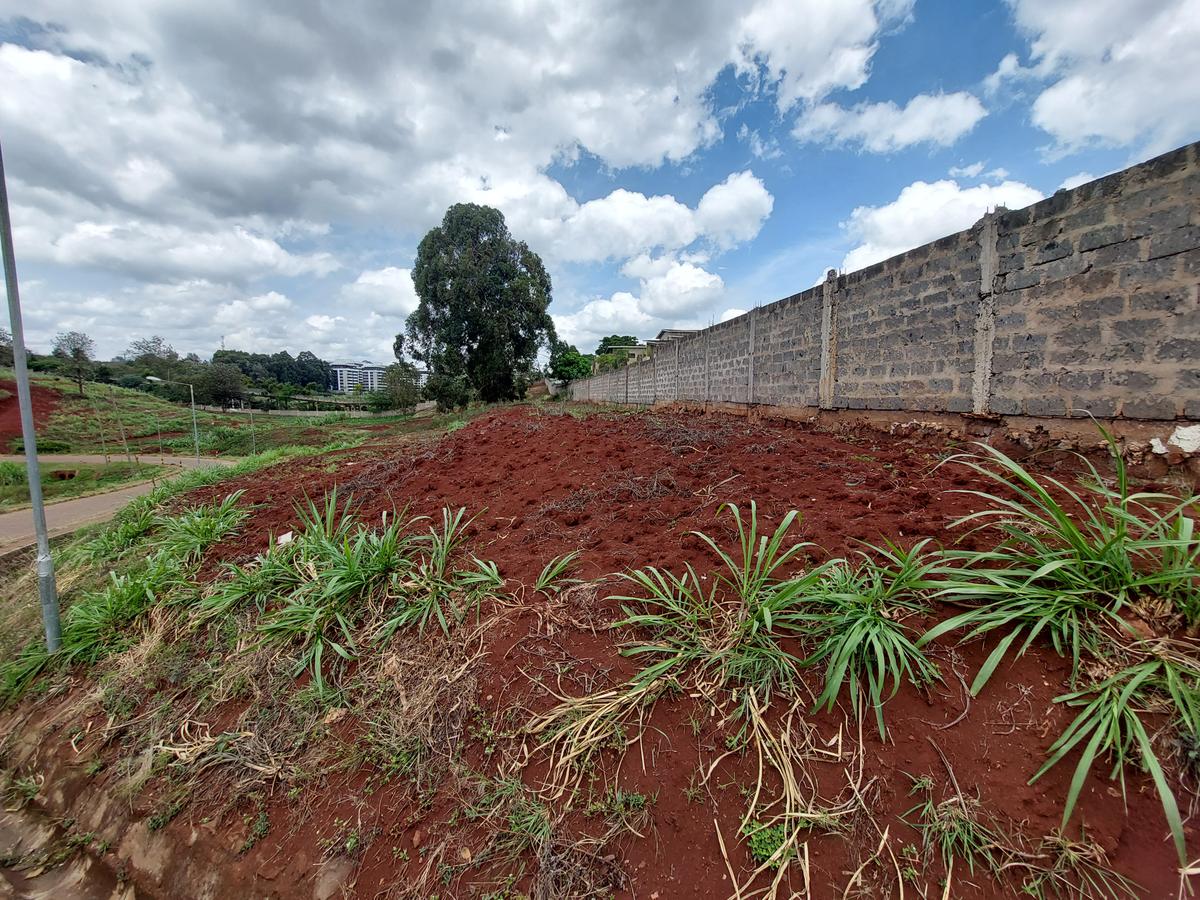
[329, 360, 387, 393]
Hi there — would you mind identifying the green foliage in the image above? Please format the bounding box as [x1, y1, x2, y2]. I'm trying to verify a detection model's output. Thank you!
[803, 542, 941, 737]
[377, 507, 486, 637]
[368, 363, 423, 412]
[157, 491, 247, 563]
[257, 492, 422, 696]
[58, 552, 183, 667]
[195, 362, 246, 407]
[594, 335, 638, 355]
[741, 820, 793, 869]
[1, 449, 300, 702]
[533, 550, 583, 596]
[408, 203, 555, 403]
[1031, 656, 1198, 865]
[904, 778, 1006, 876]
[547, 339, 592, 383]
[196, 542, 302, 621]
[51, 330, 95, 394]
[0, 461, 25, 486]
[1018, 834, 1139, 900]
[614, 502, 830, 709]
[423, 372, 473, 413]
[923, 434, 1200, 693]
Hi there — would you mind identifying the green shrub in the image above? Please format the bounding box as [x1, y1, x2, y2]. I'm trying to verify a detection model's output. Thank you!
[0, 461, 26, 486]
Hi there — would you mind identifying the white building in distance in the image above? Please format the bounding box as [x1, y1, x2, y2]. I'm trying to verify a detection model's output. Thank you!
[330, 360, 387, 393]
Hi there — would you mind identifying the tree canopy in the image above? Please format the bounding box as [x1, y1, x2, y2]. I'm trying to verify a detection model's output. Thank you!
[51, 331, 95, 395]
[595, 334, 638, 355]
[406, 203, 554, 408]
[548, 339, 592, 382]
[212, 349, 331, 391]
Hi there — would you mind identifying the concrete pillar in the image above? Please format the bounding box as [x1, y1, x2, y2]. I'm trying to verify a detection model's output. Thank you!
[624, 365, 629, 405]
[818, 269, 839, 409]
[747, 307, 756, 405]
[704, 331, 711, 404]
[674, 340, 680, 402]
[972, 211, 1002, 414]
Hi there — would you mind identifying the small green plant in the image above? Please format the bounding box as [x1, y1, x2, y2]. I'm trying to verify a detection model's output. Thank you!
[501, 795, 551, 855]
[0, 461, 25, 486]
[1017, 833, 1139, 899]
[158, 491, 248, 562]
[258, 492, 421, 695]
[741, 820, 793, 869]
[904, 777, 1007, 877]
[614, 502, 833, 710]
[377, 507, 490, 637]
[1031, 655, 1198, 866]
[803, 541, 942, 737]
[7, 774, 39, 809]
[923, 431, 1200, 691]
[240, 809, 270, 853]
[533, 550, 583, 596]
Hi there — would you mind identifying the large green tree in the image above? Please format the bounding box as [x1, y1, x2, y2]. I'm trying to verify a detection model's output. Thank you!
[595, 335, 638, 355]
[406, 203, 554, 408]
[51, 330, 96, 395]
[548, 338, 592, 382]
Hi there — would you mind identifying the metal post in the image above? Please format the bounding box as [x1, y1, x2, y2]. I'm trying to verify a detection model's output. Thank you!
[249, 405, 256, 455]
[188, 384, 200, 461]
[0, 140, 61, 650]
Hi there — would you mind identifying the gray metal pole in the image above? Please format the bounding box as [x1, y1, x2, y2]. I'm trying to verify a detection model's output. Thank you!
[188, 384, 200, 461]
[0, 140, 61, 651]
[249, 405, 256, 455]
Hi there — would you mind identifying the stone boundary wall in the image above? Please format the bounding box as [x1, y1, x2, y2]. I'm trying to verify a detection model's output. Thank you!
[569, 142, 1200, 423]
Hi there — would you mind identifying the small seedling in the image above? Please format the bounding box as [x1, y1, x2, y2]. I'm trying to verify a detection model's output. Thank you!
[741, 820, 793, 869]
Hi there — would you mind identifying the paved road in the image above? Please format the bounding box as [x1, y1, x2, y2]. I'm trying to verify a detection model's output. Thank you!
[0, 453, 217, 468]
[0, 454, 236, 556]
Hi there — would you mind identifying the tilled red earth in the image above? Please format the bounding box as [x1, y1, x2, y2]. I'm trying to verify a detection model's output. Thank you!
[9, 406, 1196, 899]
[0, 379, 58, 447]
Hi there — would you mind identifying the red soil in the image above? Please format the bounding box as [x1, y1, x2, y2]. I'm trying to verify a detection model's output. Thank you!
[13, 407, 1194, 899]
[0, 378, 59, 446]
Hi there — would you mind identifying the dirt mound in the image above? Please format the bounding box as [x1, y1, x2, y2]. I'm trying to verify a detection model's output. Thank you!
[0, 379, 59, 447]
[5, 406, 1194, 899]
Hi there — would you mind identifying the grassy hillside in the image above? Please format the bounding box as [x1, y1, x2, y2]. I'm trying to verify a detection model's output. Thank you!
[10, 373, 431, 457]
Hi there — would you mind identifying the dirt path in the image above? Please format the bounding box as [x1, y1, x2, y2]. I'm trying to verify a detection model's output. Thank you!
[0, 456, 236, 555]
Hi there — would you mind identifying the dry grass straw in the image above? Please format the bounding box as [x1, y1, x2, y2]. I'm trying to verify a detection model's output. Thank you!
[155, 719, 282, 779]
[355, 623, 487, 787]
[708, 693, 872, 900]
[523, 678, 667, 800]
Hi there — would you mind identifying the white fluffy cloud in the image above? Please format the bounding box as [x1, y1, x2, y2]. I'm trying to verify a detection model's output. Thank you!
[841, 178, 1044, 272]
[1000, 0, 1200, 155]
[555, 254, 727, 350]
[738, 0, 913, 110]
[338, 268, 420, 319]
[949, 162, 985, 178]
[793, 92, 987, 153]
[695, 171, 776, 251]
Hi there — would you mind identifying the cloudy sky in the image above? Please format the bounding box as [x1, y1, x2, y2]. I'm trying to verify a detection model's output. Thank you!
[2, 0, 1198, 363]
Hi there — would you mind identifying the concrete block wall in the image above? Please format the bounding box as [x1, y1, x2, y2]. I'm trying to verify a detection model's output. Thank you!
[676, 332, 706, 399]
[751, 286, 823, 407]
[832, 229, 979, 412]
[991, 144, 1200, 419]
[569, 141, 1200, 422]
[707, 316, 752, 403]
